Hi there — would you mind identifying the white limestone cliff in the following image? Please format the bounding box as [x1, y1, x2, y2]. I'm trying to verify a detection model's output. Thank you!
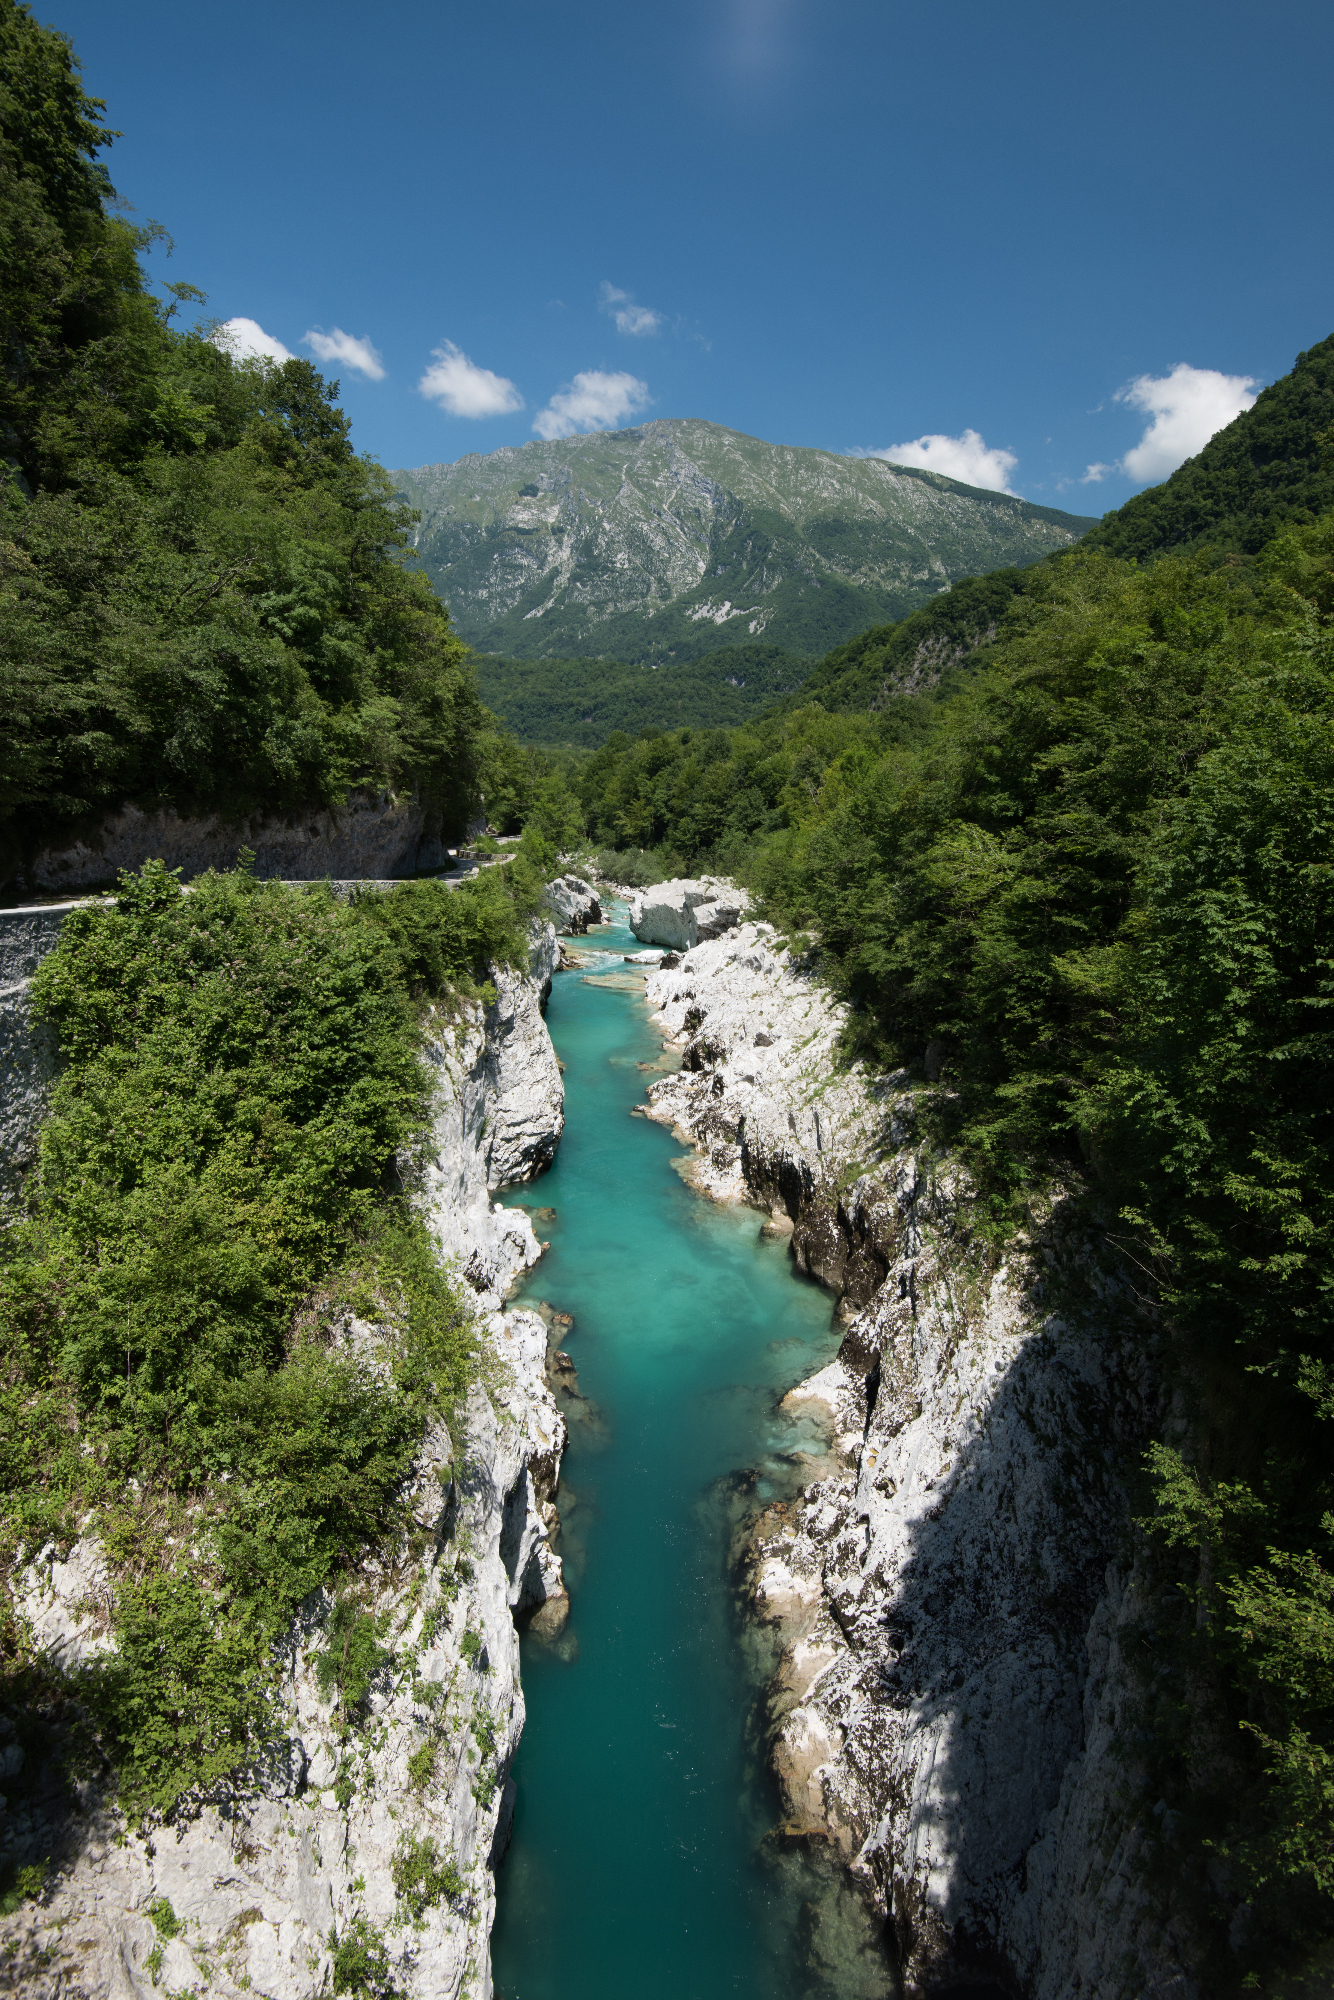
[0, 928, 569, 2000]
[642, 913, 1192, 1999]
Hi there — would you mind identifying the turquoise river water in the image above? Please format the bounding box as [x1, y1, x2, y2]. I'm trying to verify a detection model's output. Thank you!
[491, 906, 897, 2000]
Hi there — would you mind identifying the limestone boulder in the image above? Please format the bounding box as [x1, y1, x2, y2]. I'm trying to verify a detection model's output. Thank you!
[629, 877, 748, 950]
[543, 875, 603, 935]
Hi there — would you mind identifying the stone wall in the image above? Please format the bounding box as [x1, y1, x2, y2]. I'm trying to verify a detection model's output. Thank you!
[14, 792, 449, 898]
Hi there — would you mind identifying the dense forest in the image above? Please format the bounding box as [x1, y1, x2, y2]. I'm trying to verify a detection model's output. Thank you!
[0, 0, 488, 885]
[473, 642, 813, 747]
[0, 0, 549, 1834]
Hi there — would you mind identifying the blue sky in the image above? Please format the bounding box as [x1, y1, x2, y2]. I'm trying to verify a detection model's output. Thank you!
[52, 0, 1334, 511]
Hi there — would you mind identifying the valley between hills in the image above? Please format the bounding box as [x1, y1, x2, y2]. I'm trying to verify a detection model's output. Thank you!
[7, 6, 1334, 1993]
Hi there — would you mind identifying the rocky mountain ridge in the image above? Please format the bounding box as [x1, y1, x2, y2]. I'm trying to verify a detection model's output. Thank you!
[636, 898, 1193, 1998]
[394, 420, 1094, 664]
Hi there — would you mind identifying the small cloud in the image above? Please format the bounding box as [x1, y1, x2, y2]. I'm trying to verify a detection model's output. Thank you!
[214, 316, 295, 364]
[533, 369, 652, 441]
[1115, 362, 1258, 484]
[1082, 462, 1113, 484]
[418, 341, 524, 419]
[599, 281, 665, 337]
[303, 327, 386, 380]
[854, 428, 1018, 494]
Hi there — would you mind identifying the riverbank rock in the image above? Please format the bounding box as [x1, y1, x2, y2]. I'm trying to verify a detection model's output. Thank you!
[641, 924, 1194, 1999]
[543, 875, 603, 935]
[628, 877, 749, 951]
[0, 921, 569, 2000]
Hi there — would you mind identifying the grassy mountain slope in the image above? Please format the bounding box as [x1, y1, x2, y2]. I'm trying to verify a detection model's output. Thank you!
[394, 420, 1094, 664]
[474, 642, 812, 747]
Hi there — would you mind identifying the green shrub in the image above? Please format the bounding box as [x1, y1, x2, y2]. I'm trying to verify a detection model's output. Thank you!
[589, 845, 667, 888]
[391, 1832, 463, 1924]
[406, 1739, 437, 1790]
[0, 1859, 46, 1915]
[0, 862, 482, 1814]
[329, 1915, 395, 1997]
[314, 1601, 391, 1718]
[352, 861, 544, 1003]
[147, 1897, 180, 1939]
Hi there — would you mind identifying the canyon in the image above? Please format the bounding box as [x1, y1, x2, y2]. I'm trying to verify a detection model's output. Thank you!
[1, 872, 1193, 1999]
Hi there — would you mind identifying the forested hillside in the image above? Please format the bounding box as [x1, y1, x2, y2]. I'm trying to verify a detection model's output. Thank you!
[1080, 333, 1334, 560]
[567, 371, 1334, 1983]
[0, 3, 486, 887]
[0, 0, 561, 1844]
[745, 350, 1334, 726]
[474, 642, 812, 746]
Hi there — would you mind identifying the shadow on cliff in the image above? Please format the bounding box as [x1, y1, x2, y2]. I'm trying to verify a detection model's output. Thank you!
[833, 1195, 1158, 2000]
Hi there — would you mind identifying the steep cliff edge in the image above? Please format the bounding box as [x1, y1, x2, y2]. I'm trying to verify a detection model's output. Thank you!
[643, 920, 1193, 1999]
[0, 928, 568, 2000]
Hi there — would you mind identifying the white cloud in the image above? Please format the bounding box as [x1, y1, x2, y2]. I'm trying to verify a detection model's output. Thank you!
[533, 369, 652, 440]
[1081, 461, 1114, 484]
[418, 341, 524, 419]
[856, 428, 1018, 494]
[303, 327, 386, 380]
[598, 281, 665, 337]
[213, 316, 295, 364]
[1115, 363, 1258, 484]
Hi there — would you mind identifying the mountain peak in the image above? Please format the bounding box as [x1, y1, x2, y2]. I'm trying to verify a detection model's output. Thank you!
[394, 419, 1094, 663]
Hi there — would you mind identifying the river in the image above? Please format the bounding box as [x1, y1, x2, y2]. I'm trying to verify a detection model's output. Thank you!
[491, 906, 896, 2000]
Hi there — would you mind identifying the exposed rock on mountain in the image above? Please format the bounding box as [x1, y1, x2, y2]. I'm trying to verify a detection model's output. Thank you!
[394, 421, 1094, 664]
[641, 917, 1192, 1998]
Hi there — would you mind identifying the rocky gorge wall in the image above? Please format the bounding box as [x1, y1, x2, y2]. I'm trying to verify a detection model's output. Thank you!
[0, 918, 575, 2000]
[640, 917, 1197, 2000]
[10, 792, 455, 900]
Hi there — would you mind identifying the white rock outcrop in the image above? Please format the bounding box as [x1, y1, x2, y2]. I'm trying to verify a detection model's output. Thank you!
[628, 876, 749, 951]
[1, 928, 569, 2000]
[542, 875, 603, 935]
[641, 925, 1192, 1999]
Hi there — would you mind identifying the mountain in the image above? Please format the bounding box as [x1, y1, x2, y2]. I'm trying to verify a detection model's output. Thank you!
[393, 420, 1095, 664]
[1079, 331, 1334, 561]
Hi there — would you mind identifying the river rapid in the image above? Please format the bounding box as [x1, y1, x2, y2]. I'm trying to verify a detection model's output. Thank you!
[491, 907, 897, 2000]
